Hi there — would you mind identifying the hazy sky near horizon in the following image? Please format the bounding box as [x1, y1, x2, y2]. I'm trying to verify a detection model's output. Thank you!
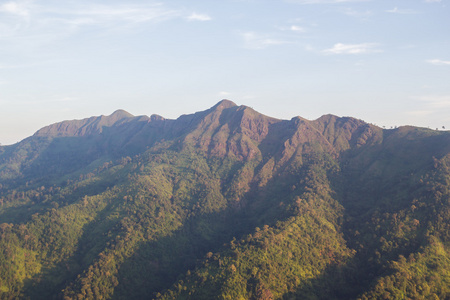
[0, 0, 449, 145]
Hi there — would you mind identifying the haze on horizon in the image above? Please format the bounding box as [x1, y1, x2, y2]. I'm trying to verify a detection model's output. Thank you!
[0, 0, 449, 145]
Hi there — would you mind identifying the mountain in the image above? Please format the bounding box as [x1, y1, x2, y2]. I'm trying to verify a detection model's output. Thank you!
[34, 109, 136, 138]
[0, 100, 449, 299]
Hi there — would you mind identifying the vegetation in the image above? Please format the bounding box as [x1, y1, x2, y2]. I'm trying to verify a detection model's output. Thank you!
[0, 100, 449, 299]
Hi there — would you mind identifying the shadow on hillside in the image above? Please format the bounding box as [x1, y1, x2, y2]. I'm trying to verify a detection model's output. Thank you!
[110, 200, 289, 299]
[20, 193, 141, 299]
[110, 212, 240, 299]
[279, 256, 373, 300]
[0, 170, 115, 225]
[19, 127, 449, 299]
[19, 184, 283, 299]
[257, 120, 296, 160]
[0, 203, 50, 224]
[295, 131, 448, 300]
[110, 172, 298, 299]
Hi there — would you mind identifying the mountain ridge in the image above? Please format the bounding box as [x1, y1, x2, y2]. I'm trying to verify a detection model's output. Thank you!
[33, 109, 141, 138]
[0, 100, 449, 299]
[1, 100, 447, 185]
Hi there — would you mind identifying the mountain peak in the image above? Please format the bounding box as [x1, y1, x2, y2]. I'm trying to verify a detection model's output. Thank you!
[34, 110, 136, 138]
[213, 99, 237, 110]
[109, 109, 134, 120]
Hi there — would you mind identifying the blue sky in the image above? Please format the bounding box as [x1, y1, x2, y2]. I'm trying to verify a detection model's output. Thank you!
[0, 0, 449, 145]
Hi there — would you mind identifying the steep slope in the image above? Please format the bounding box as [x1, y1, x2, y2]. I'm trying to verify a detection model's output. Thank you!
[34, 109, 136, 138]
[0, 101, 449, 299]
[0, 110, 147, 183]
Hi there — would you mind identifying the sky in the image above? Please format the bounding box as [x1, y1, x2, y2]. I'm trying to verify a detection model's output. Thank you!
[0, 0, 449, 145]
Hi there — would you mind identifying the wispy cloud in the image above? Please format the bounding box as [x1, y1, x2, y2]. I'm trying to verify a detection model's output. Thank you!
[322, 43, 381, 54]
[0, 0, 32, 17]
[406, 94, 450, 126]
[341, 8, 372, 18]
[0, 2, 188, 54]
[427, 59, 450, 66]
[0, 1, 201, 74]
[0, 63, 17, 69]
[186, 12, 211, 21]
[289, 25, 305, 32]
[415, 95, 450, 108]
[0, 61, 47, 69]
[278, 25, 306, 32]
[425, 0, 441, 3]
[241, 32, 287, 49]
[406, 110, 433, 117]
[386, 7, 418, 14]
[0, 2, 182, 36]
[286, 0, 369, 4]
[0, 2, 178, 23]
[58, 4, 180, 26]
[53, 96, 80, 103]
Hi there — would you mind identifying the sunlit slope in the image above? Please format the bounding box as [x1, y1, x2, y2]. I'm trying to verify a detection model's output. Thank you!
[0, 100, 449, 299]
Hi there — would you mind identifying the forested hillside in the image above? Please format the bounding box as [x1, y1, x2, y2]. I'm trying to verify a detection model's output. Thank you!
[0, 100, 449, 299]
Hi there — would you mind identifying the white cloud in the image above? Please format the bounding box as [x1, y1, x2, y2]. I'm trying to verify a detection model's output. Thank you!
[241, 32, 287, 49]
[68, 4, 180, 25]
[278, 25, 306, 32]
[406, 110, 433, 116]
[0, 2, 189, 68]
[415, 95, 450, 108]
[427, 59, 450, 66]
[425, 0, 441, 2]
[341, 8, 372, 18]
[186, 12, 211, 21]
[406, 95, 450, 127]
[54, 96, 79, 103]
[289, 25, 305, 32]
[0, 1, 31, 17]
[0, 2, 181, 26]
[2, 3, 181, 32]
[286, 0, 370, 4]
[0, 3, 184, 50]
[386, 7, 418, 14]
[322, 43, 381, 54]
[0, 62, 37, 69]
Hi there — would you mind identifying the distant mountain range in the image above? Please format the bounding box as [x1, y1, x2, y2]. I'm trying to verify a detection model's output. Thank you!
[0, 100, 449, 299]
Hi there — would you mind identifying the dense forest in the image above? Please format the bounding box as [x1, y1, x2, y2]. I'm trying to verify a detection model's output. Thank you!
[0, 100, 449, 299]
